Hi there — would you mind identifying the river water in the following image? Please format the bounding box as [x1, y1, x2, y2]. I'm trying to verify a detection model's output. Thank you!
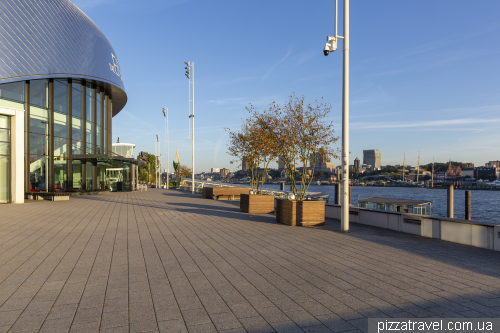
[260, 184, 500, 225]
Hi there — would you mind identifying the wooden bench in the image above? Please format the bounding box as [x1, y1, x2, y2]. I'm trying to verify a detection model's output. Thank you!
[203, 187, 249, 200]
[25, 192, 70, 201]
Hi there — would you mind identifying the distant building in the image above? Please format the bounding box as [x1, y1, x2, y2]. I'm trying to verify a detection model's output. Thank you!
[475, 166, 496, 179]
[211, 168, 220, 173]
[461, 168, 475, 178]
[220, 168, 230, 178]
[354, 157, 361, 175]
[278, 157, 285, 171]
[242, 156, 249, 171]
[309, 152, 334, 174]
[363, 150, 381, 170]
[486, 161, 500, 168]
[446, 164, 461, 179]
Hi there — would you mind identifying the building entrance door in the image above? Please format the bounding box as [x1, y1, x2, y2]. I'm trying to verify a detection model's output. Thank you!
[0, 115, 10, 203]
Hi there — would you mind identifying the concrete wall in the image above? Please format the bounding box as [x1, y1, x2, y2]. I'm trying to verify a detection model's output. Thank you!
[0, 106, 24, 204]
[326, 204, 500, 251]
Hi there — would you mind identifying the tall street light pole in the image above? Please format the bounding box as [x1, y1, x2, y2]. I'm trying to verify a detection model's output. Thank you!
[163, 107, 169, 189]
[323, 0, 349, 232]
[185, 62, 195, 194]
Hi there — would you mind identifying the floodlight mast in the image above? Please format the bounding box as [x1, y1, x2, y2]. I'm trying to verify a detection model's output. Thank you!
[324, 0, 349, 233]
[185, 61, 195, 194]
[162, 107, 169, 189]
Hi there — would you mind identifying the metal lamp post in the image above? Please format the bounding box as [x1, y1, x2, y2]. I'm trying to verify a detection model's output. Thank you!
[324, 0, 349, 232]
[185, 62, 195, 194]
[162, 107, 169, 189]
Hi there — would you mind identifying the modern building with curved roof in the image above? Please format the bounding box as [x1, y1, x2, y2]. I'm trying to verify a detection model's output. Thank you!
[0, 0, 138, 203]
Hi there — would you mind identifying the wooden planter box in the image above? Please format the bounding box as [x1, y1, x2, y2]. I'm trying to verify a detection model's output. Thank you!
[203, 187, 249, 200]
[276, 199, 325, 226]
[240, 194, 275, 214]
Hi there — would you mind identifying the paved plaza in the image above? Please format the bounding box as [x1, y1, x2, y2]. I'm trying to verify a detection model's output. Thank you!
[1, 189, 500, 333]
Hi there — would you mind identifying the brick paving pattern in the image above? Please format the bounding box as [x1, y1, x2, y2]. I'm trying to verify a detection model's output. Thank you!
[0, 189, 499, 333]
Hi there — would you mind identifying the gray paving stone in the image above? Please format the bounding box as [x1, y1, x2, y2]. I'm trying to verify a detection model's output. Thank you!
[2, 190, 500, 333]
[238, 316, 274, 333]
[287, 310, 322, 328]
[129, 301, 155, 317]
[101, 311, 128, 328]
[39, 317, 73, 333]
[187, 323, 218, 333]
[209, 312, 243, 331]
[9, 313, 46, 332]
[202, 298, 231, 315]
[158, 319, 187, 333]
[270, 320, 305, 333]
[73, 307, 102, 324]
[129, 314, 158, 333]
[0, 309, 23, 327]
[182, 308, 212, 326]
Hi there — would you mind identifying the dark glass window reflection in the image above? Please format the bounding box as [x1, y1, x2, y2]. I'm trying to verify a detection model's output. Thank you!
[53, 80, 68, 114]
[0, 81, 24, 103]
[86, 82, 93, 123]
[30, 80, 48, 107]
[72, 80, 82, 118]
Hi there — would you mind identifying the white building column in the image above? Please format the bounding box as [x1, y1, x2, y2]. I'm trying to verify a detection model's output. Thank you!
[0, 106, 25, 204]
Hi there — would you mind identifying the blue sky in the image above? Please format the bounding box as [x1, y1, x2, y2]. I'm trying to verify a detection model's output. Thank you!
[74, 0, 500, 172]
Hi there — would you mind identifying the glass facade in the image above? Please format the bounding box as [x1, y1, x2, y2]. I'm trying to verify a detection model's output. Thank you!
[0, 115, 10, 203]
[0, 78, 138, 197]
[29, 80, 49, 192]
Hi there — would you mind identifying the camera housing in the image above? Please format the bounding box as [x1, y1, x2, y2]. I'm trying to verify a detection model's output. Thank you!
[323, 36, 338, 56]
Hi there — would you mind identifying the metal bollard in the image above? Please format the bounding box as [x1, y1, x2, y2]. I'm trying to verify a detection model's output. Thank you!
[447, 184, 454, 218]
[465, 190, 471, 220]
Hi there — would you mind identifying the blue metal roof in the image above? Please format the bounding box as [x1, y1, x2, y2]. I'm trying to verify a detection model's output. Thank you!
[0, 0, 127, 115]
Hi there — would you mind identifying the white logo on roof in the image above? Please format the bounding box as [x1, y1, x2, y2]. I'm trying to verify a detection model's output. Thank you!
[109, 53, 122, 80]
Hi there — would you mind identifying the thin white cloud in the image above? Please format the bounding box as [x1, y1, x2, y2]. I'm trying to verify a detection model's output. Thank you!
[352, 118, 500, 130]
[397, 23, 500, 59]
[263, 48, 292, 80]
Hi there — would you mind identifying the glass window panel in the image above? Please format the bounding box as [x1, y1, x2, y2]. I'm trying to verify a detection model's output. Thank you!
[0, 129, 9, 142]
[72, 117, 82, 142]
[86, 162, 92, 188]
[54, 136, 68, 157]
[0, 156, 9, 202]
[72, 140, 82, 155]
[96, 126, 101, 153]
[30, 80, 48, 108]
[29, 154, 48, 192]
[29, 106, 49, 136]
[0, 142, 9, 155]
[29, 132, 49, 156]
[0, 81, 24, 103]
[72, 80, 82, 119]
[54, 79, 68, 114]
[54, 110, 68, 158]
[86, 121, 92, 148]
[0, 115, 9, 128]
[96, 87, 101, 126]
[73, 160, 82, 189]
[54, 112, 67, 139]
[86, 82, 93, 123]
[103, 94, 107, 130]
[54, 156, 67, 191]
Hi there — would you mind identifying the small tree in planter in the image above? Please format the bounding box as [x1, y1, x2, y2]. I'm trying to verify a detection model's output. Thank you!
[226, 104, 278, 214]
[273, 94, 340, 226]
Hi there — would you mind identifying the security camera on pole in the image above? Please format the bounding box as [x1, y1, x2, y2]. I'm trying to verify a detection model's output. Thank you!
[323, 0, 349, 233]
[185, 61, 195, 194]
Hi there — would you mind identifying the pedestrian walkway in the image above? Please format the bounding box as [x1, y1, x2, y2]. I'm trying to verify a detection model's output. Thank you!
[0, 189, 499, 333]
